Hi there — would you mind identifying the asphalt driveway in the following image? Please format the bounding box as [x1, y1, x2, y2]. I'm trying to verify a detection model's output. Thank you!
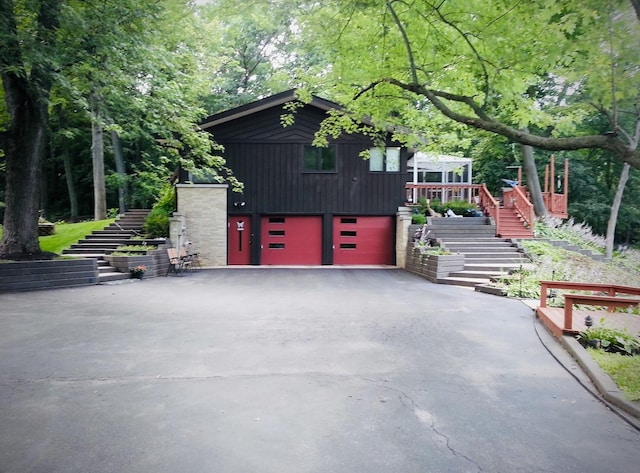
[1, 268, 639, 473]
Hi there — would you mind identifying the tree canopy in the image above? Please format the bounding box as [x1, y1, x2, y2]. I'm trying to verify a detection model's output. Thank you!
[294, 0, 640, 168]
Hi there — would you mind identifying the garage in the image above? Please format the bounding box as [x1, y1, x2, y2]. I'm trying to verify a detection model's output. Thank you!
[261, 216, 323, 265]
[333, 216, 394, 265]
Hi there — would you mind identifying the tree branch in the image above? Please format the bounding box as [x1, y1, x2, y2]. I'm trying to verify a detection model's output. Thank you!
[386, 1, 419, 84]
[367, 78, 640, 169]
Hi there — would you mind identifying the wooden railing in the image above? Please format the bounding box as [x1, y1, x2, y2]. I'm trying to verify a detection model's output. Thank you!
[405, 183, 482, 205]
[542, 192, 568, 218]
[405, 183, 501, 234]
[478, 184, 499, 231]
[511, 185, 535, 229]
[539, 281, 640, 333]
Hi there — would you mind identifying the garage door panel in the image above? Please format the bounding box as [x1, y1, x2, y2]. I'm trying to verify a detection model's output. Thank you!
[333, 216, 394, 265]
[261, 216, 322, 265]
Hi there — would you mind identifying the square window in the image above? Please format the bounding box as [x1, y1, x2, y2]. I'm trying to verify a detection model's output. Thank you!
[303, 145, 336, 172]
[369, 147, 401, 172]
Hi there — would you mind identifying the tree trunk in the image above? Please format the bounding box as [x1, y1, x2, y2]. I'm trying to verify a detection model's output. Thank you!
[91, 99, 107, 220]
[62, 141, 79, 220]
[111, 129, 128, 214]
[605, 163, 630, 260]
[0, 94, 46, 256]
[0, 0, 61, 257]
[520, 141, 547, 217]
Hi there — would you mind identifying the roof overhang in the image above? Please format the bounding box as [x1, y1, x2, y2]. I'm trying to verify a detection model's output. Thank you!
[199, 89, 339, 131]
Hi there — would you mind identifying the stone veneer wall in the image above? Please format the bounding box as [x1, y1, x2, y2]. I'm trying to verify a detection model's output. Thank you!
[175, 184, 228, 267]
[395, 206, 413, 268]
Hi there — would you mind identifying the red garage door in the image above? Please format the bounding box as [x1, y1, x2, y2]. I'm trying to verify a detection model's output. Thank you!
[333, 216, 394, 265]
[261, 216, 322, 265]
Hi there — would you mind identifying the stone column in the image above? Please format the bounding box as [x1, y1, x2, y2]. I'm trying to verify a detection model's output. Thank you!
[396, 206, 413, 268]
[175, 184, 228, 267]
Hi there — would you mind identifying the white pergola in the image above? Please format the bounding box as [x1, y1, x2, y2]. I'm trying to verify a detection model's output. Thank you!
[407, 152, 474, 204]
[407, 152, 473, 185]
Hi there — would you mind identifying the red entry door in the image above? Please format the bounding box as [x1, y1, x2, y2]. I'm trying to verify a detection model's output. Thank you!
[333, 216, 394, 265]
[261, 216, 322, 265]
[228, 216, 252, 265]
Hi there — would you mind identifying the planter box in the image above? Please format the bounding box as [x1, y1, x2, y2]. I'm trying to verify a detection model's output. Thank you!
[405, 247, 464, 283]
[104, 243, 170, 278]
[38, 223, 55, 236]
[0, 258, 98, 292]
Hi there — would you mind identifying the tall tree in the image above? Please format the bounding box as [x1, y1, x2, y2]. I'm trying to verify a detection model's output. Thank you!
[296, 0, 640, 169]
[0, 0, 62, 257]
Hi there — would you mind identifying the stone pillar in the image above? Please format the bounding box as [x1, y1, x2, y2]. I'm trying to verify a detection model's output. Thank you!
[170, 213, 186, 249]
[176, 184, 228, 267]
[396, 206, 413, 268]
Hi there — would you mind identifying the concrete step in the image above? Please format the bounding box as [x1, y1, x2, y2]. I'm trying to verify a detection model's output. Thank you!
[428, 217, 491, 226]
[99, 272, 131, 283]
[464, 260, 525, 274]
[60, 253, 106, 259]
[91, 230, 137, 236]
[445, 246, 521, 253]
[68, 242, 122, 249]
[449, 269, 509, 279]
[437, 276, 492, 287]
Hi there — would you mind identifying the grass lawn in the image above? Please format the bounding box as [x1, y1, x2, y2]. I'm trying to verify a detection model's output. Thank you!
[0, 219, 114, 255]
[588, 348, 640, 402]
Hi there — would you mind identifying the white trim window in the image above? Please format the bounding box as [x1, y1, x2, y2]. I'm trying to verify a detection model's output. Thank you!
[369, 147, 400, 172]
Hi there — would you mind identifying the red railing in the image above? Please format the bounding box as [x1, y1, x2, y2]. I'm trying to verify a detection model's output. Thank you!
[511, 185, 535, 229]
[405, 183, 501, 233]
[539, 281, 640, 333]
[543, 192, 568, 218]
[405, 183, 481, 205]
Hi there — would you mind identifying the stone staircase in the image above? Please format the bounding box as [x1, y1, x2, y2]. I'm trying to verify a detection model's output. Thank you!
[62, 209, 152, 283]
[423, 217, 531, 288]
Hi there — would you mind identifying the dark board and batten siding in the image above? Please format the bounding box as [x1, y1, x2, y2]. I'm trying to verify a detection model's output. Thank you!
[212, 105, 408, 215]
[199, 93, 408, 266]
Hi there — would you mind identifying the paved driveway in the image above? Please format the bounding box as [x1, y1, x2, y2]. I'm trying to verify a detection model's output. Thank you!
[1, 268, 639, 473]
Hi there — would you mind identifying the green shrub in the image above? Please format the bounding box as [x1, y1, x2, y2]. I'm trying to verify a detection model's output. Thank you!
[431, 199, 476, 216]
[143, 185, 175, 238]
[577, 322, 640, 356]
[412, 213, 427, 225]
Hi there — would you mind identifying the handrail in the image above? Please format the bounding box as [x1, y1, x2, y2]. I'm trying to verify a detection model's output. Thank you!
[478, 184, 499, 232]
[539, 281, 640, 307]
[511, 185, 534, 229]
[538, 281, 640, 333]
[562, 294, 640, 332]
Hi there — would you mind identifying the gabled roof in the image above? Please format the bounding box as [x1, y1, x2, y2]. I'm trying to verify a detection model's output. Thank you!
[199, 89, 340, 131]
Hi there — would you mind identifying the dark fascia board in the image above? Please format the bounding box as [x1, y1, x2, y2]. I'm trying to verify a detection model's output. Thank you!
[199, 89, 340, 131]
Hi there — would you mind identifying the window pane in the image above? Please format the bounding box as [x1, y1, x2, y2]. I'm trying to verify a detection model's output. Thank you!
[303, 146, 319, 171]
[386, 147, 400, 172]
[303, 145, 335, 171]
[369, 148, 384, 171]
[320, 146, 336, 171]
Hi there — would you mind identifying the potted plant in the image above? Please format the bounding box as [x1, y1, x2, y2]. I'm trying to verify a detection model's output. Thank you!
[130, 264, 147, 279]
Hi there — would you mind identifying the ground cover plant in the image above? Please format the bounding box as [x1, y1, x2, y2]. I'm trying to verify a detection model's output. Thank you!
[588, 349, 640, 402]
[490, 218, 640, 402]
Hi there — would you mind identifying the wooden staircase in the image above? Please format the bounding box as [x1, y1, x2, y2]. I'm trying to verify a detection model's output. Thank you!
[62, 209, 152, 283]
[423, 217, 531, 288]
[496, 207, 534, 239]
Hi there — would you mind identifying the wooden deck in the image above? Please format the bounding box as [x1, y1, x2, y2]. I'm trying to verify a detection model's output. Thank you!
[536, 306, 640, 339]
[536, 281, 640, 339]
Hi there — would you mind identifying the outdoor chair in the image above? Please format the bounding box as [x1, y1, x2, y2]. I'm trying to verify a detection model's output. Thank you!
[166, 247, 188, 275]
